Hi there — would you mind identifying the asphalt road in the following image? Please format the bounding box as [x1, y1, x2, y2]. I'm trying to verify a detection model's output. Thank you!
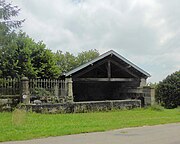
[2, 123, 180, 144]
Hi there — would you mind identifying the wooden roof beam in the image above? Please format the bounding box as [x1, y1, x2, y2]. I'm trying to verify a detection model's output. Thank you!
[73, 78, 136, 82]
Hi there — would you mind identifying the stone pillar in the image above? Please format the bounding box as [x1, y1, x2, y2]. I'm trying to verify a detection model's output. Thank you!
[150, 88, 155, 105]
[21, 77, 30, 104]
[66, 77, 73, 103]
[143, 86, 155, 106]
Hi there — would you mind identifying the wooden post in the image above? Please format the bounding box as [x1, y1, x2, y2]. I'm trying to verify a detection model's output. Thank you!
[107, 60, 111, 79]
[21, 77, 30, 104]
[66, 77, 73, 103]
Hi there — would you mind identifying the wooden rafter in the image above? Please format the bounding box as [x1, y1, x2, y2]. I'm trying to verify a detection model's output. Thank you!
[109, 59, 139, 78]
[73, 58, 108, 78]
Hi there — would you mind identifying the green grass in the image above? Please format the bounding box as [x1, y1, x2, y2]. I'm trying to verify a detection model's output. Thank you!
[0, 108, 180, 142]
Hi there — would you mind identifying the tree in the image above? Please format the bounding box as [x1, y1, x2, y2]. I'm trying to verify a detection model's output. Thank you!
[0, 0, 25, 77]
[76, 49, 99, 66]
[55, 49, 99, 74]
[147, 82, 158, 89]
[30, 41, 60, 79]
[0, 0, 24, 30]
[55, 51, 77, 73]
[0, 32, 60, 79]
[156, 70, 180, 108]
[0, 1, 60, 79]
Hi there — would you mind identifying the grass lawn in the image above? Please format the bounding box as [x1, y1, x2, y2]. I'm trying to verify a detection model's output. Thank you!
[0, 108, 180, 142]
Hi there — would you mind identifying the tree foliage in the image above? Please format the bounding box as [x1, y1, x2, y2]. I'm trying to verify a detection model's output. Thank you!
[55, 49, 99, 74]
[0, 1, 100, 79]
[0, 0, 24, 29]
[0, 32, 60, 79]
[0, 0, 23, 51]
[0, 1, 61, 79]
[0, 28, 99, 78]
[76, 49, 99, 67]
[156, 70, 180, 108]
[55, 51, 76, 74]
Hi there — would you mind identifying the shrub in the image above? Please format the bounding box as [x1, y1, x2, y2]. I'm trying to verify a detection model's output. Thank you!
[156, 70, 180, 108]
[148, 104, 164, 111]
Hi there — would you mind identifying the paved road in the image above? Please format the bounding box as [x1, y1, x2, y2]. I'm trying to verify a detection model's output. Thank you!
[2, 123, 180, 144]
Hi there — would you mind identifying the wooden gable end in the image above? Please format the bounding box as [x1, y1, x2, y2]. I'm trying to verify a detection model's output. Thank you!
[71, 53, 148, 82]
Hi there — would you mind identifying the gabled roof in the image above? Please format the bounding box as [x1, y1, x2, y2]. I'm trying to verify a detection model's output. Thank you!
[65, 50, 151, 77]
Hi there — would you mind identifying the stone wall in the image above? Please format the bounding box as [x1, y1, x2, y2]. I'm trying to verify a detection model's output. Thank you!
[126, 86, 155, 106]
[24, 100, 141, 113]
[0, 98, 20, 112]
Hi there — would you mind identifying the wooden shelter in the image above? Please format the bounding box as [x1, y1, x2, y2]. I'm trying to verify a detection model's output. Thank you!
[64, 50, 154, 105]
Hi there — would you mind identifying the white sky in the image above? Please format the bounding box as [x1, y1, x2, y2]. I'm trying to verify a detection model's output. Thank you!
[10, 0, 180, 83]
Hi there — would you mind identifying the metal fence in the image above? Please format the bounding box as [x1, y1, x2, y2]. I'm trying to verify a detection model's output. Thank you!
[29, 79, 67, 98]
[0, 78, 67, 99]
[0, 78, 20, 97]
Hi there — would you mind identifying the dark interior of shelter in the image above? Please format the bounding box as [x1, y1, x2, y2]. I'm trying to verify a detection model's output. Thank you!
[74, 82, 132, 102]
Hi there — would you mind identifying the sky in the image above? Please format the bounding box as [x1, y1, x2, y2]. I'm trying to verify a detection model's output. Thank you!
[9, 0, 180, 83]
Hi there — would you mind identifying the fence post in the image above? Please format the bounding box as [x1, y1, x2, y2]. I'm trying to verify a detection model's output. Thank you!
[21, 77, 30, 104]
[66, 77, 73, 103]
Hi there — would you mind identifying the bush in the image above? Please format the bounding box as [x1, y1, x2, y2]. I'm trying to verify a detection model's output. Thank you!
[147, 104, 164, 111]
[156, 70, 180, 108]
